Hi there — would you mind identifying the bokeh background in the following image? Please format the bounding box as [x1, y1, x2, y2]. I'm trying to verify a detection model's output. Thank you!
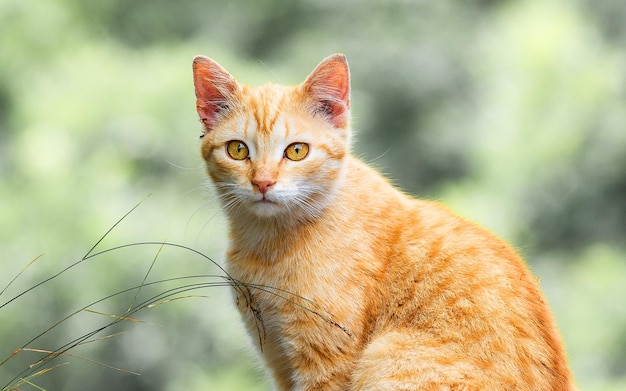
[1, 0, 625, 390]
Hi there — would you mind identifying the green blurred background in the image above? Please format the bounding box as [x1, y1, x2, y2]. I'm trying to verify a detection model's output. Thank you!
[1, 0, 625, 390]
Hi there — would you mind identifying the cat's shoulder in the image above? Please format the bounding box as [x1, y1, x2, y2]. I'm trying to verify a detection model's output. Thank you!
[343, 156, 454, 215]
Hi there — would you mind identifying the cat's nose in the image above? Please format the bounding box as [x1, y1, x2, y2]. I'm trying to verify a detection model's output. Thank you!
[252, 179, 276, 195]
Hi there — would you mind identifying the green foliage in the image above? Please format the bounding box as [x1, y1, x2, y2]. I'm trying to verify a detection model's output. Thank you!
[1, 0, 625, 389]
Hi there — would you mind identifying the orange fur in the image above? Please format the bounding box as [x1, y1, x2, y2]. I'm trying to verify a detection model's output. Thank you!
[192, 54, 576, 390]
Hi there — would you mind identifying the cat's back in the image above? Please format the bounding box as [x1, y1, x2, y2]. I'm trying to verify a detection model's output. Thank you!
[339, 156, 545, 312]
[340, 160, 573, 390]
[342, 156, 542, 296]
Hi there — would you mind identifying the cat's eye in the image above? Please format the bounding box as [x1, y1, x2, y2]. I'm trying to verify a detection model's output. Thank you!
[226, 140, 249, 160]
[284, 143, 309, 161]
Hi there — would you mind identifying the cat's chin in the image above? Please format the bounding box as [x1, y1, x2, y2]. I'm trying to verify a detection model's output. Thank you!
[248, 200, 287, 218]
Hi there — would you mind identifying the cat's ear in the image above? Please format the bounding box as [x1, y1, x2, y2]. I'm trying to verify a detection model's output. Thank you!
[192, 56, 239, 132]
[302, 54, 351, 129]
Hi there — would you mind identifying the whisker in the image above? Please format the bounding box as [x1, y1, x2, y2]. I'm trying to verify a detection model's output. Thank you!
[182, 182, 213, 197]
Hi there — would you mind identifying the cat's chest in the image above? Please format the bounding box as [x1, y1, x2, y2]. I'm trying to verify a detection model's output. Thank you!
[225, 241, 370, 356]
[226, 247, 346, 322]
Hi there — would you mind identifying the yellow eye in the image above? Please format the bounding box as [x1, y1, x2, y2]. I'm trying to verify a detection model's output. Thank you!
[284, 143, 309, 161]
[226, 140, 249, 160]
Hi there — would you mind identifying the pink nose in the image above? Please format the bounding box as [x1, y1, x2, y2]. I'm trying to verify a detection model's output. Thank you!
[252, 179, 276, 195]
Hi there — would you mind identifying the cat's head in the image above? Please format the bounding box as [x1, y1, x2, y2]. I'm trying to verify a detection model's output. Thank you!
[192, 54, 351, 221]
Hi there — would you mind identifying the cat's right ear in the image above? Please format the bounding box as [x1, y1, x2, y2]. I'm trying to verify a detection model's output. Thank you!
[192, 56, 239, 133]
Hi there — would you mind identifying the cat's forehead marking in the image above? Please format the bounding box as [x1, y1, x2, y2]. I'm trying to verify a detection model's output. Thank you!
[246, 84, 290, 135]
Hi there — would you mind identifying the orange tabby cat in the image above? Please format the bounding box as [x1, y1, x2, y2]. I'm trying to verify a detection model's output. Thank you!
[192, 54, 576, 390]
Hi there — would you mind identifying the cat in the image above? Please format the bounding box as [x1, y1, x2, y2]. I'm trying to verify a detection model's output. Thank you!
[192, 53, 576, 391]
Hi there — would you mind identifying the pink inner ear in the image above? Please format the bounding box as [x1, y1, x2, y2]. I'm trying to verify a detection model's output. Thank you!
[304, 54, 351, 129]
[192, 56, 237, 130]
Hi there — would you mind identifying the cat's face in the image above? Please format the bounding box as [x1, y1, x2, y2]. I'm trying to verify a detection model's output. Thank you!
[193, 55, 351, 220]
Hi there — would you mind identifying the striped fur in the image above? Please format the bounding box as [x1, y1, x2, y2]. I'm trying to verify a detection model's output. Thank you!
[192, 54, 576, 390]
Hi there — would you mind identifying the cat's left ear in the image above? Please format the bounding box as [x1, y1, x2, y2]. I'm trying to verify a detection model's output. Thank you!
[192, 56, 240, 133]
[302, 54, 351, 129]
